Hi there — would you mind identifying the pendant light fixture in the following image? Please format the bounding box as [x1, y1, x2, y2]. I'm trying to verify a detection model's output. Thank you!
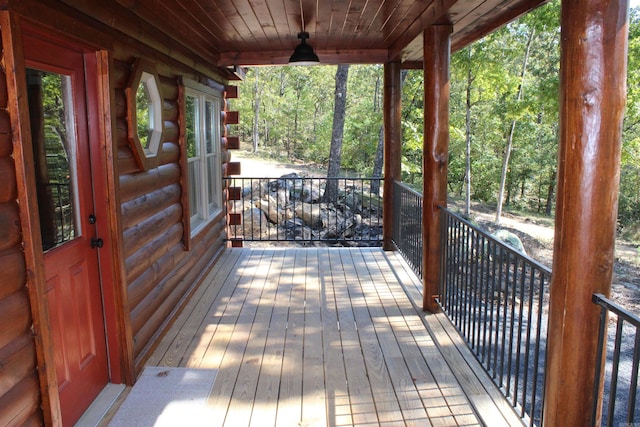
[289, 31, 319, 65]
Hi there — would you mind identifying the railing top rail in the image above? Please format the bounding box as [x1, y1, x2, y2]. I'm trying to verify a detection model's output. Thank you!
[227, 176, 383, 180]
[394, 180, 423, 198]
[440, 205, 552, 275]
[592, 293, 640, 326]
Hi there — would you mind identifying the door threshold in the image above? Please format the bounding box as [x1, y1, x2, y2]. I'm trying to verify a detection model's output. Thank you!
[74, 383, 127, 427]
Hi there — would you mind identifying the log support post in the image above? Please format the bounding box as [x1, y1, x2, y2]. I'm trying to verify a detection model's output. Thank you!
[543, 0, 629, 424]
[422, 25, 451, 312]
[383, 61, 402, 251]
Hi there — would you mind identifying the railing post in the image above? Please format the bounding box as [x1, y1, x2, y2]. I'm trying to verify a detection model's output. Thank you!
[422, 25, 451, 312]
[383, 62, 402, 251]
[543, 0, 629, 425]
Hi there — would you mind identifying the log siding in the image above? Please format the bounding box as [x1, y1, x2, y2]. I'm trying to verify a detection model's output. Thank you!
[0, 30, 44, 426]
[0, 4, 234, 424]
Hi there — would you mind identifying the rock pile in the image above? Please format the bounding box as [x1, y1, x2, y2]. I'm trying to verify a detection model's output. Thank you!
[231, 173, 383, 245]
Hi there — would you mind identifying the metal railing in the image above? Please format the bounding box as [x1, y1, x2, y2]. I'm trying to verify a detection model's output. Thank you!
[439, 207, 550, 426]
[392, 181, 423, 278]
[592, 293, 640, 427]
[225, 176, 383, 245]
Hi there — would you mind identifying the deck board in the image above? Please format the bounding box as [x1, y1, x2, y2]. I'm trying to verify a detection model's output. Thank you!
[146, 247, 523, 427]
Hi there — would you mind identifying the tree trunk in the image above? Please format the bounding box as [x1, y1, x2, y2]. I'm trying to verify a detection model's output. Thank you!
[323, 64, 350, 203]
[495, 28, 535, 224]
[465, 58, 473, 217]
[545, 169, 556, 216]
[253, 68, 260, 152]
[370, 126, 383, 195]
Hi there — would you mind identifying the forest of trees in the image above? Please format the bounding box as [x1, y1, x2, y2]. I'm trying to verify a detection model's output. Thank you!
[232, 0, 640, 232]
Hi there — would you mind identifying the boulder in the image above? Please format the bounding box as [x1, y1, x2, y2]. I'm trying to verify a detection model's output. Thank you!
[295, 203, 324, 228]
[492, 229, 527, 256]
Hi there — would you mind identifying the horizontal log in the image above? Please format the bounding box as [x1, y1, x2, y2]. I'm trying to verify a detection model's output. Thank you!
[114, 89, 126, 118]
[0, 157, 17, 203]
[223, 111, 239, 125]
[123, 203, 183, 257]
[0, 134, 12, 158]
[125, 222, 183, 283]
[127, 242, 184, 311]
[159, 75, 178, 101]
[0, 201, 21, 252]
[162, 120, 179, 143]
[119, 163, 180, 203]
[224, 161, 241, 177]
[130, 247, 195, 337]
[227, 187, 242, 201]
[112, 59, 130, 89]
[0, 247, 26, 300]
[163, 100, 178, 122]
[228, 213, 241, 226]
[225, 85, 238, 99]
[121, 183, 181, 230]
[0, 373, 40, 427]
[0, 291, 31, 355]
[221, 149, 231, 165]
[0, 333, 36, 398]
[132, 233, 218, 356]
[226, 136, 240, 150]
[118, 142, 179, 177]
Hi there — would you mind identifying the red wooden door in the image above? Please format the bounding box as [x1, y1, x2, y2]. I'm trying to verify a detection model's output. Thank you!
[24, 34, 109, 426]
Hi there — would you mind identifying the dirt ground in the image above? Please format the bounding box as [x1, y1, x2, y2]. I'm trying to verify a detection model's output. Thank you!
[455, 200, 640, 313]
[230, 150, 640, 313]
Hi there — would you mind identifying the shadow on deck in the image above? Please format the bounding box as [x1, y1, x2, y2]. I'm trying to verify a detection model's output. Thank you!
[142, 247, 524, 427]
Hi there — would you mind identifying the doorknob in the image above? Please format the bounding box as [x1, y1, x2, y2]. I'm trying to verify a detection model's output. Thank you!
[91, 238, 104, 248]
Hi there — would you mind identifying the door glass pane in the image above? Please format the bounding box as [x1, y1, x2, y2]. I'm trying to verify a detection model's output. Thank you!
[26, 69, 79, 251]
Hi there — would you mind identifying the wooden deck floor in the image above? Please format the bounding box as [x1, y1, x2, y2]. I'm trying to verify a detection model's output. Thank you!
[147, 247, 522, 427]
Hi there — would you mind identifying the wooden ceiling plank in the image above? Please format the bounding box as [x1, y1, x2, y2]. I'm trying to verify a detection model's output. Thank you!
[324, 0, 350, 50]
[234, 0, 279, 51]
[192, 0, 251, 49]
[451, 0, 548, 51]
[259, 0, 293, 49]
[388, 0, 457, 62]
[382, 0, 436, 45]
[340, 0, 372, 49]
[171, 0, 227, 46]
[211, 0, 259, 51]
[314, 0, 334, 50]
[114, 0, 218, 56]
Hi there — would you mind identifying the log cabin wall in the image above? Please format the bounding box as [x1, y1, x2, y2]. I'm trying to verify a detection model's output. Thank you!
[113, 60, 230, 369]
[0, 38, 43, 427]
[0, 2, 238, 423]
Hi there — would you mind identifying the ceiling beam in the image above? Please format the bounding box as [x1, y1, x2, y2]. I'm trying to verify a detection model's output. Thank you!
[218, 49, 390, 67]
[451, 0, 549, 51]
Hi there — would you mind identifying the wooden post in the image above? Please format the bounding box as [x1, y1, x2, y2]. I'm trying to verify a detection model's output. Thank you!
[382, 61, 402, 251]
[422, 25, 451, 312]
[543, 0, 629, 425]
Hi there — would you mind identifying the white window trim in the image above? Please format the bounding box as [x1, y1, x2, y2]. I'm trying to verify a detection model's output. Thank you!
[184, 79, 223, 236]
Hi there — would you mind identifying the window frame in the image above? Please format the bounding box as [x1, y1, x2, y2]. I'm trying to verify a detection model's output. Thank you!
[182, 78, 224, 239]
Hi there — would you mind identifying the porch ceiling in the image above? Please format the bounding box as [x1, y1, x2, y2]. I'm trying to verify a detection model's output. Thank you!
[64, 0, 548, 69]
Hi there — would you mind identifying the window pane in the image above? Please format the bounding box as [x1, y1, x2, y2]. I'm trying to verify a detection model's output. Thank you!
[26, 69, 78, 251]
[186, 95, 199, 159]
[207, 154, 219, 213]
[205, 100, 215, 154]
[188, 159, 200, 220]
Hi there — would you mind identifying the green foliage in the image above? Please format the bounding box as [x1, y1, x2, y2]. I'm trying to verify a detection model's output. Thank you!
[230, 0, 640, 232]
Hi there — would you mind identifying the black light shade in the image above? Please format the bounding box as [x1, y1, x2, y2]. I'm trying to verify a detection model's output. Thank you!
[289, 32, 320, 65]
